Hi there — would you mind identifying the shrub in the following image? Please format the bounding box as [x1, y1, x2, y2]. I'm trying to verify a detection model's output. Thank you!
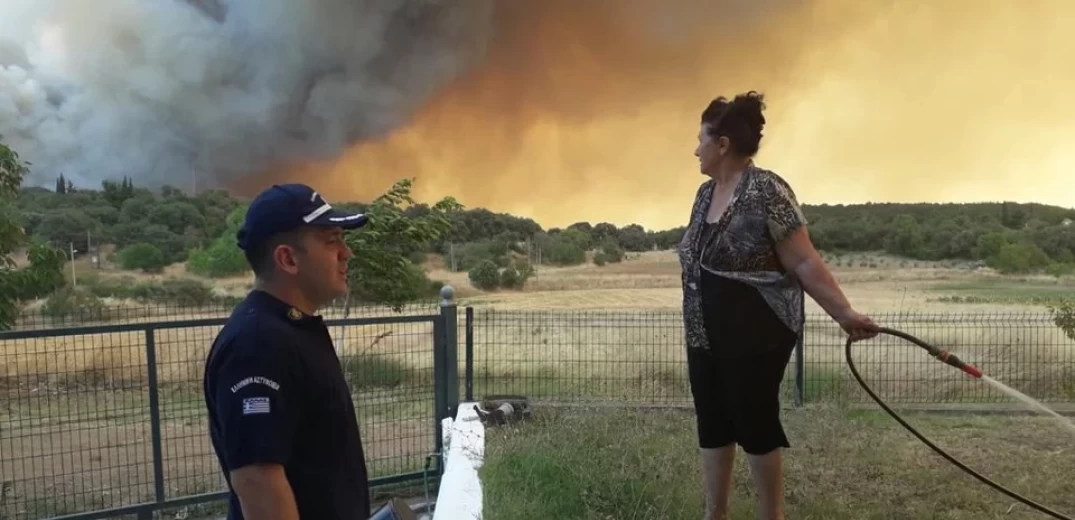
[454, 240, 512, 272]
[90, 277, 217, 306]
[544, 240, 585, 266]
[342, 179, 461, 311]
[42, 286, 107, 322]
[1051, 300, 1075, 342]
[469, 260, 501, 291]
[83, 275, 140, 299]
[594, 240, 625, 265]
[186, 237, 249, 278]
[989, 242, 1051, 274]
[407, 250, 427, 265]
[10, 241, 66, 300]
[500, 267, 523, 289]
[116, 242, 168, 273]
[468, 258, 533, 292]
[350, 260, 440, 306]
[158, 278, 215, 306]
[515, 261, 535, 288]
[187, 204, 250, 278]
[1046, 263, 1075, 278]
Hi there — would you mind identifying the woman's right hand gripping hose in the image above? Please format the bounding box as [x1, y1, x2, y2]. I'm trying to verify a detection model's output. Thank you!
[836, 308, 880, 342]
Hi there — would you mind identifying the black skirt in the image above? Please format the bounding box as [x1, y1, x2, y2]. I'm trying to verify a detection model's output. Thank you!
[685, 268, 798, 454]
[698, 268, 797, 357]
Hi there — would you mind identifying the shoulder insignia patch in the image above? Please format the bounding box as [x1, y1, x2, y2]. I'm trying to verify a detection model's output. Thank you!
[287, 307, 304, 321]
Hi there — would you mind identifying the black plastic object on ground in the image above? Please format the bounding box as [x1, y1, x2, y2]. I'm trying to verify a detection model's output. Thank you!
[369, 497, 418, 520]
[845, 327, 1072, 520]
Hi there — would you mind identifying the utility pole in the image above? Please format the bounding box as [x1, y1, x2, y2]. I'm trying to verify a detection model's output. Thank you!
[87, 230, 98, 269]
[69, 242, 77, 287]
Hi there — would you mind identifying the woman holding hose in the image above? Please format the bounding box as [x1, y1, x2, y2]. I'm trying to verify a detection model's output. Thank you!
[678, 91, 879, 520]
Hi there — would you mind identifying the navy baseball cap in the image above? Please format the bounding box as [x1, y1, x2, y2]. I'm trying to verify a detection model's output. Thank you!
[237, 184, 368, 251]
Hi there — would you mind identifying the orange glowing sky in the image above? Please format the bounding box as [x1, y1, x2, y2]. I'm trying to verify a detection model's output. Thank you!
[268, 0, 1075, 231]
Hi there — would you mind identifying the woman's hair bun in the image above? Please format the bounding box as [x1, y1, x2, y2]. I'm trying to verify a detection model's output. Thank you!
[701, 90, 766, 157]
[729, 91, 765, 134]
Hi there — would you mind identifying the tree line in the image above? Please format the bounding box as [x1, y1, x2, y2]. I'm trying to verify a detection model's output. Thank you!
[3, 134, 1075, 328]
[11, 174, 1075, 276]
[803, 202, 1075, 275]
[10, 175, 1075, 276]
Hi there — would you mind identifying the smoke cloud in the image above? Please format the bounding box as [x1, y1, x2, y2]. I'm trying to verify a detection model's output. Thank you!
[0, 0, 494, 188]
[4, 1, 1075, 230]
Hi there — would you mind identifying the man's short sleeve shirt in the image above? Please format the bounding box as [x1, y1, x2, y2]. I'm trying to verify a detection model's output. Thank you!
[203, 290, 369, 519]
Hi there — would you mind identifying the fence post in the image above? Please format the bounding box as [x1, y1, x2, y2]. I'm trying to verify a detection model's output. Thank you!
[433, 286, 459, 476]
[465, 306, 474, 402]
[440, 286, 459, 419]
[144, 327, 166, 508]
[794, 298, 805, 408]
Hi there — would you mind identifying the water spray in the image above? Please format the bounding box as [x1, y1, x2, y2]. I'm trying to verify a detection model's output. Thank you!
[845, 327, 1072, 520]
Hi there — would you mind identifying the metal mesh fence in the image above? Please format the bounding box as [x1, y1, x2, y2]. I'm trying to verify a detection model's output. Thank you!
[1, 327, 160, 518]
[331, 316, 440, 482]
[3, 303, 1073, 519]
[465, 309, 695, 405]
[464, 309, 1075, 407]
[0, 309, 442, 519]
[801, 312, 1074, 405]
[12, 301, 441, 331]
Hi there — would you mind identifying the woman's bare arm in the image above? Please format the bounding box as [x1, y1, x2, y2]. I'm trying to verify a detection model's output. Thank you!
[773, 226, 852, 321]
[774, 226, 879, 340]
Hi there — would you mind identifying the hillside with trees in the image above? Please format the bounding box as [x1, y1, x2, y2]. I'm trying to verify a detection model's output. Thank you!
[4, 135, 1075, 328]
[2, 143, 67, 328]
[12, 177, 1075, 278]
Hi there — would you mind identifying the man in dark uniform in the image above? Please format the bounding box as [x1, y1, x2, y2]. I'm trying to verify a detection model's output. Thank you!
[203, 183, 371, 519]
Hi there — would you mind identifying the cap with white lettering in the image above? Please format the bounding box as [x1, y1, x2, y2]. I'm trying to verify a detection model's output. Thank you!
[236, 183, 368, 251]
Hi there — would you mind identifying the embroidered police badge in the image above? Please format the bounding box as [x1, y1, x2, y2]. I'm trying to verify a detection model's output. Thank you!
[287, 308, 304, 321]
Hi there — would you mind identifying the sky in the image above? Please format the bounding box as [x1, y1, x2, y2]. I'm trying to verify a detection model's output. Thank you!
[4, 0, 1074, 231]
[283, 0, 1075, 230]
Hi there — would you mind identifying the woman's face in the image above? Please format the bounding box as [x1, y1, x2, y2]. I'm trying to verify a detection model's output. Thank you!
[694, 123, 728, 176]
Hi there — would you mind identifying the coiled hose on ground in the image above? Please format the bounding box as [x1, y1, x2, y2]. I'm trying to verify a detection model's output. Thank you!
[844, 327, 1072, 520]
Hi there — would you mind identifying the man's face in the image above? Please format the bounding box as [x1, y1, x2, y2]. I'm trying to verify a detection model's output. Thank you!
[290, 227, 353, 304]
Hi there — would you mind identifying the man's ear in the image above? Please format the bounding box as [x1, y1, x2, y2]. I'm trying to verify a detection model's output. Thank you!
[272, 244, 301, 275]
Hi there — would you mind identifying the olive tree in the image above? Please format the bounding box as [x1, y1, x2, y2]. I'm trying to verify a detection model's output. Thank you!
[343, 178, 462, 312]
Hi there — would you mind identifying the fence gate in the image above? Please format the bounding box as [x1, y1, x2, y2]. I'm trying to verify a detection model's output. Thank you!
[0, 292, 461, 520]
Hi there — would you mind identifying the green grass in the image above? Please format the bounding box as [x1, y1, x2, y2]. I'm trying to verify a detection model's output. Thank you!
[341, 354, 418, 390]
[482, 407, 703, 519]
[469, 364, 694, 403]
[801, 366, 852, 403]
[480, 406, 1075, 519]
[929, 279, 1075, 306]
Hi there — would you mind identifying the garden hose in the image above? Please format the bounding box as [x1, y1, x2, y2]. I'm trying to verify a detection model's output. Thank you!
[845, 327, 1072, 520]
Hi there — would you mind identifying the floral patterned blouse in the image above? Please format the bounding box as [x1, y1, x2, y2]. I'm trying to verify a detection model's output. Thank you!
[677, 163, 808, 351]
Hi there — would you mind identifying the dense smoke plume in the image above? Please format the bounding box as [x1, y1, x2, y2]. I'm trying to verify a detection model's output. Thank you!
[1, 0, 494, 188]
[4, 1, 1075, 230]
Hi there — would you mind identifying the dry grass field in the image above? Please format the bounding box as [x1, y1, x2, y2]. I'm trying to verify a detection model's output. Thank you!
[1, 250, 1073, 517]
